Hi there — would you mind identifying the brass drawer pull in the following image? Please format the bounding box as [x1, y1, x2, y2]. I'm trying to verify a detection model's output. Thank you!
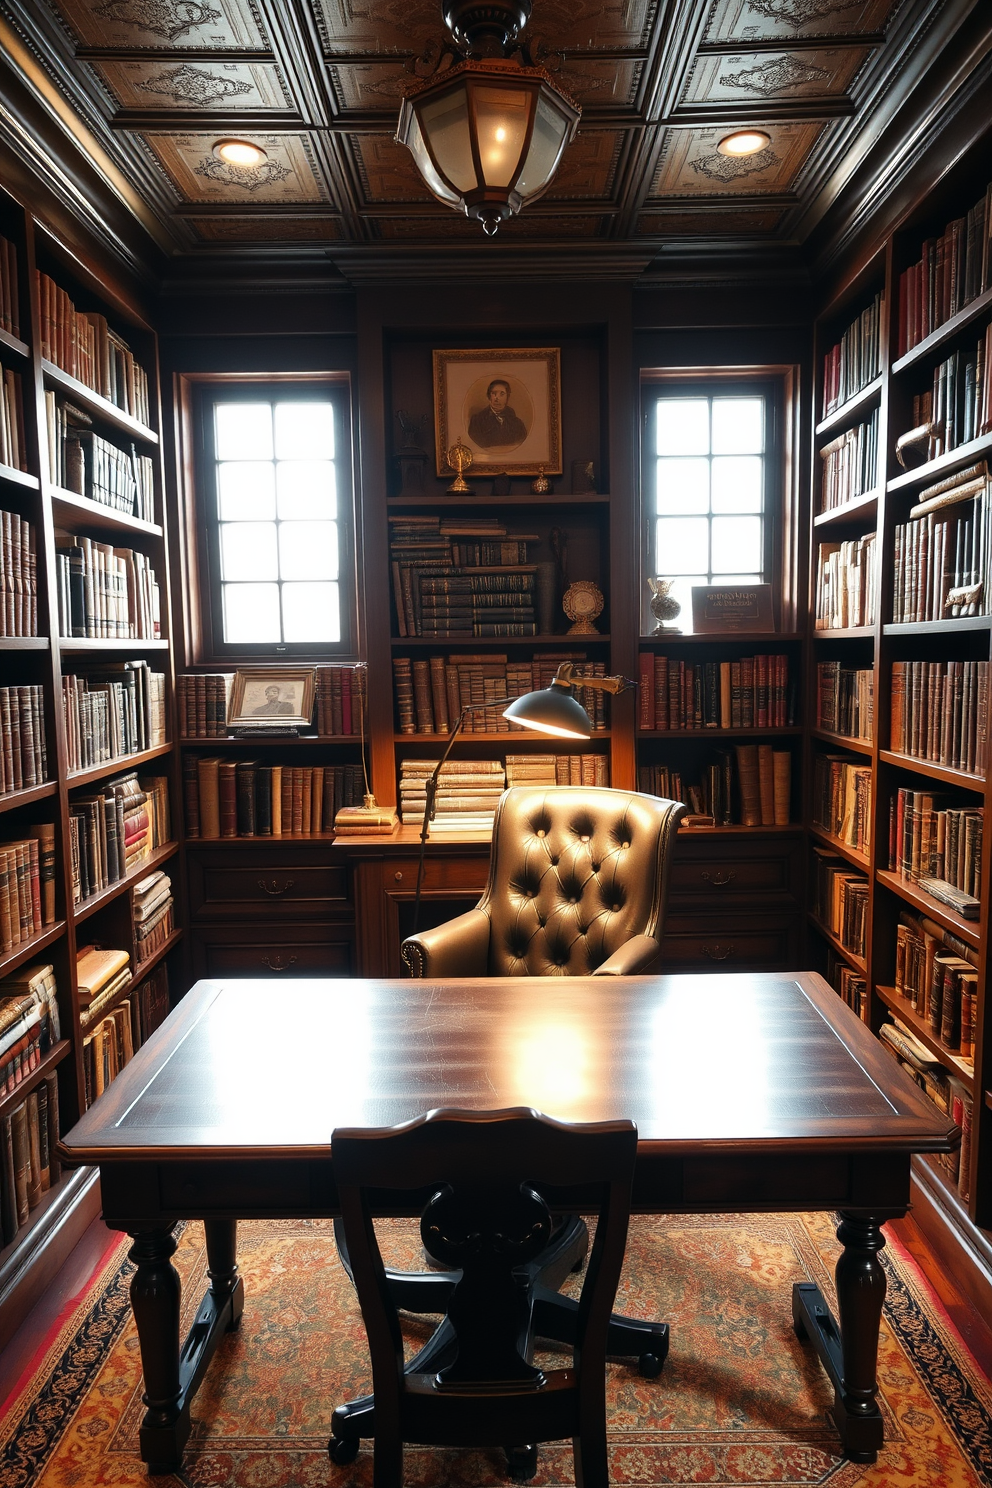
[258, 878, 296, 896]
[261, 954, 298, 972]
[703, 943, 734, 961]
[701, 870, 736, 887]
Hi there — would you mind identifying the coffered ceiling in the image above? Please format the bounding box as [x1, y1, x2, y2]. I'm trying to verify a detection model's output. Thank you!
[0, 0, 986, 284]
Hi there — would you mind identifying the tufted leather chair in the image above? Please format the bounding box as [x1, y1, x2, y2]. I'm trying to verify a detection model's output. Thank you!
[401, 786, 687, 978]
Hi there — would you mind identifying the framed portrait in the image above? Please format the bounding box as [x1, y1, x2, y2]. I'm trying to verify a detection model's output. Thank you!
[433, 347, 562, 477]
[229, 667, 316, 727]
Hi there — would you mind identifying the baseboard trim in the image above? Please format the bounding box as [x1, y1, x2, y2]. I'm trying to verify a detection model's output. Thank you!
[0, 1169, 101, 1346]
[906, 1156, 992, 1323]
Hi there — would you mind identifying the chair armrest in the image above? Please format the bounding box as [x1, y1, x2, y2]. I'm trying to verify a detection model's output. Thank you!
[401, 909, 491, 977]
[592, 934, 662, 976]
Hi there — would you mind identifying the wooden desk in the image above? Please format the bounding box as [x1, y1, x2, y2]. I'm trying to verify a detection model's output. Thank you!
[61, 972, 957, 1474]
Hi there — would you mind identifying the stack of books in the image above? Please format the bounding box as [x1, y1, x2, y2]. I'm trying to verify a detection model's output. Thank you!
[132, 870, 174, 967]
[399, 758, 505, 830]
[819, 409, 878, 511]
[814, 534, 877, 629]
[45, 395, 154, 520]
[812, 754, 872, 853]
[69, 771, 168, 904]
[0, 509, 36, 636]
[891, 464, 990, 621]
[389, 516, 543, 637]
[36, 272, 150, 422]
[0, 685, 46, 794]
[0, 962, 60, 1097]
[61, 662, 166, 771]
[816, 661, 873, 741]
[810, 848, 868, 957]
[55, 532, 160, 640]
[894, 910, 977, 1059]
[394, 652, 607, 734]
[889, 788, 982, 911]
[0, 827, 55, 952]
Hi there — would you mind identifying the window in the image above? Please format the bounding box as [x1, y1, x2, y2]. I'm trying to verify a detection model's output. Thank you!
[644, 382, 775, 626]
[194, 379, 354, 657]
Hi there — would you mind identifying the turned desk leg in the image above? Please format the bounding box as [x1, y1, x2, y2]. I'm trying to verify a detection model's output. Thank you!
[792, 1211, 887, 1463]
[205, 1219, 244, 1328]
[128, 1226, 186, 1475]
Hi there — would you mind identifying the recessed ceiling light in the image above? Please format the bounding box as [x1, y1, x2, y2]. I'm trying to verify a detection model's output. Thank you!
[213, 139, 267, 168]
[717, 130, 772, 158]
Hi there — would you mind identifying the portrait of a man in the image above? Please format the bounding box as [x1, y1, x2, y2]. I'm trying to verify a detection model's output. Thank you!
[468, 379, 528, 448]
[251, 683, 294, 716]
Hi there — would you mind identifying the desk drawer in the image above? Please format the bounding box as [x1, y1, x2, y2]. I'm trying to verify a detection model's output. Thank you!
[670, 835, 802, 909]
[187, 851, 350, 921]
[190, 926, 353, 978]
[661, 914, 799, 971]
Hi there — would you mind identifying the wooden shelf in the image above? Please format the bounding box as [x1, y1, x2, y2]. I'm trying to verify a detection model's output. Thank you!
[807, 914, 866, 974]
[0, 327, 29, 359]
[886, 430, 992, 492]
[815, 375, 883, 436]
[808, 824, 870, 870]
[638, 726, 800, 739]
[0, 463, 38, 491]
[883, 616, 992, 635]
[179, 735, 361, 747]
[387, 492, 609, 507]
[813, 489, 879, 528]
[637, 632, 803, 645]
[0, 781, 57, 815]
[877, 749, 984, 790]
[58, 637, 170, 652]
[874, 868, 981, 947]
[810, 728, 873, 755]
[189, 833, 340, 846]
[0, 636, 48, 650]
[72, 841, 179, 925]
[677, 823, 802, 835]
[0, 1040, 73, 1126]
[811, 625, 875, 639]
[0, 921, 66, 980]
[395, 732, 611, 743]
[41, 360, 158, 445]
[68, 741, 172, 788]
[875, 984, 975, 1088]
[131, 927, 182, 981]
[891, 283, 992, 375]
[50, 486, 161, 537]
[392, 634, 611, 647]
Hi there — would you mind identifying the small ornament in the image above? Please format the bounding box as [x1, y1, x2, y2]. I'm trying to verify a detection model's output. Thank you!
[648, 576, 682, 635]
[563, 580, 604, 635]
[445, 438, 473, 493]
[493, 471, 511, 496]
[531, 466, 550, 494]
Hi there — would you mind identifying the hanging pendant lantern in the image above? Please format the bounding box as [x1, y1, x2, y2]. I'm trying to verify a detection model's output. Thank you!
[396, 1, 581, 236]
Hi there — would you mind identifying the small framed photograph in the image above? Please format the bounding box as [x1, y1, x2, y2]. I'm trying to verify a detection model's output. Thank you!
[229, 668, 316, 727]
[691, 584, 775, 633]
[433, 347, 562, 477]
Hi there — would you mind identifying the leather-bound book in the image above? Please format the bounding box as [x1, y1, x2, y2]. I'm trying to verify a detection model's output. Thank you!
[236, 759, 258, 836]
[0, 1112, 15, 1241]
[256, 766, 272, 835]
[10, 1100, 29, 1225]
[218, 759, 238, 837]
[270, 765, 282, 835]
[757, 744, 774, 825]
[25, 1090, 42, 1207]
[28, 824, 56, 924]
[196, 757, 221, 838]
[44, 1071, 59, 1183]
[773, 751, 791, 826]
[734, 743, 761, 826]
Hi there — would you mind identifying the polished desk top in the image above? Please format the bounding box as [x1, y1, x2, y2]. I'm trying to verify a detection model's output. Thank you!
[62, 972, 956, 1164]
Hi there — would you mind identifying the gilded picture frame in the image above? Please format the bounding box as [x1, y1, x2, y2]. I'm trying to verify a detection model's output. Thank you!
[229, 667, 316, 727]
[433, 347, 562, 477]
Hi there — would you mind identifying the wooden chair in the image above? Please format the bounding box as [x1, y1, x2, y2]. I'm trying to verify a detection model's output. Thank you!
[328, 1106, 637, 1487]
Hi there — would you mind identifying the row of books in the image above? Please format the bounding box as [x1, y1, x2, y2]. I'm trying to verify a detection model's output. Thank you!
[0, 235, 20, 338]
[815, 662, 873, 741]
[638, 744, 791, 826]
[0, 827, 55, 955]
[69, 771, 168, 905]
[55, 531, 161, 640]
[888, 789, 982, 908]
[399, 758, 505, 830]
[814, 534, 876, 630]
[903, 328, 992, 462]
[1, 507, 36, 636]
[176, 666, 366, 738]
[894, 910, 977, 1058]
[391, 514, 539, 567]
[183, 758, 364, 838]
[825, 951, 867, 1021]
[502, 754, 608, 790]
[812, 754, 872, 855]
[62, 665, 167, 773]
[0, 685, 47, 795]
[819, 409, 878, 512]
[409, 569, 538, 638]
[810, 849, 868, 958]
[390, 515, 548, 638]
[80, 963, 170, 1110]
[877, 1022, 972, 1200]
[0, 961, 59, 1101]
[822, 291, 882, 415]
[394, 653, 608, 735]
[890, 659, 987, 774]
[0, 1072, 60, 1243]
[897, 183, 992, 355]
[45, 395, 155, 521]
[36, 271, 150, 425]
[637, 653, 795, 731]
[892, 464, 989, 621]
[0, 368, 25, 472]
[133, 870, 174, 967]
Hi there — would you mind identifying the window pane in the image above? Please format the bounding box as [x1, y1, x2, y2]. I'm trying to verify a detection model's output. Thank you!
[712, 398, 763, 454]
[215, 404, 273, 461]
[276, 460, 337, 520]
[279, 521, 339, 580]
[223, 582, 280, 642]
[656, 516, 709, 573]
[282, 581, 341, 642]
[712, 515, 762, 573]
[656, 399, 709, 456]
[275, 402, 334, 460]
[656, 457, 709, 514]
[217, 461, 275, 521]
[712, 456, 763, 513]
[220, 521, 279, 581]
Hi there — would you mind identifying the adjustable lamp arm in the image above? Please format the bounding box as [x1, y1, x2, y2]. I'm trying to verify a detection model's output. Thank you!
[550, 662, 637, 696]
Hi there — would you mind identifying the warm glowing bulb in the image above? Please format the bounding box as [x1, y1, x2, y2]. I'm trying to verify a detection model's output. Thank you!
[213, 139, 267, 168]
[717, 130, 771, 157]
[495, 127, 506, 142]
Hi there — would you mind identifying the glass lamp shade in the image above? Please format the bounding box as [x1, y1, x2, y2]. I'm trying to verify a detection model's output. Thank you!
[397, 58, 580, 234]
[502, 682, 592, 738]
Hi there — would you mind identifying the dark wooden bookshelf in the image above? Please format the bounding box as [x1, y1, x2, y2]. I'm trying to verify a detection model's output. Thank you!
[0, 921, 66, 980]
[807, 914, 867, 976]
[810, 729, 873, 755]
[813, 490, 879, 529]
[50, 486, 163, 538]
[0, 636, 48, 650]
[73, 840, 179, 925]
[873, 869, 981, 948]
[875, 985, 974, 1088]
[890, 282, 992, 375]
[41, 360, 159, 444]
[886, 430, 992, 493]
[67, 741, 173, 787]
[808, 823, 871, 871]
[814, 374, 883, 437]
[0, 1040, 72, 1126]
[877, 749, 985, 789]
[0, 781, 57, 814]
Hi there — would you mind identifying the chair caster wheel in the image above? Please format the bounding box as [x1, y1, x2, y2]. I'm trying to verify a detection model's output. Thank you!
[638, 1351, 664, 1378]
[506, 1443, 538, 1481]
[329, 1435, 360, 1465]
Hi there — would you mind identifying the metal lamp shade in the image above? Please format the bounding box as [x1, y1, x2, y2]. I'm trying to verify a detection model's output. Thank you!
[502, 682, 592, 738]
[397, 58, 580, 234]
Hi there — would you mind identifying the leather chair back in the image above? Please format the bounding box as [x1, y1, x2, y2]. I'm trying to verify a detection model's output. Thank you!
[479, 786, 681, 976]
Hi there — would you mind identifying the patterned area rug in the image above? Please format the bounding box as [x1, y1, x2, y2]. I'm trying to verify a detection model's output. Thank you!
[1, 1212, 991, 1487]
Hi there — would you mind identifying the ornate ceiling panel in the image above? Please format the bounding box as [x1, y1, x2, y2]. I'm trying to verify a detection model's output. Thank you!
[0, 0, 973, 278]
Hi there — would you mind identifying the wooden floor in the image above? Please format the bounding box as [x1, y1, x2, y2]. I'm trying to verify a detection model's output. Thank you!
[1, 1210, 990, 1414]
